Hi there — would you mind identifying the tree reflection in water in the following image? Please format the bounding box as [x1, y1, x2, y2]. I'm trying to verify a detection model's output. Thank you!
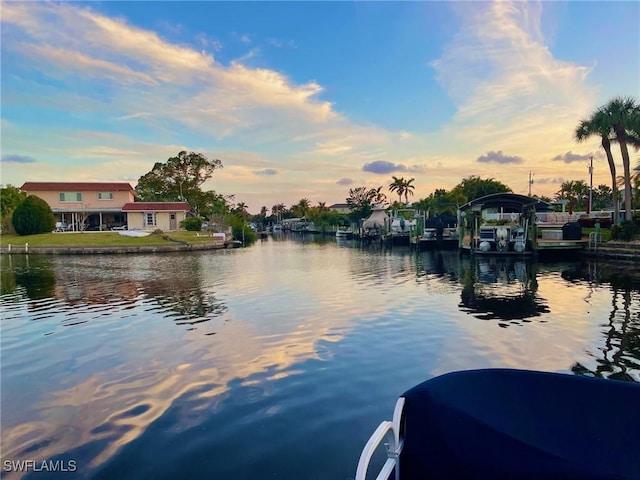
[1, 255, 228, 330]
[570, 261, 640, 382]
[458, 257, 550, 326]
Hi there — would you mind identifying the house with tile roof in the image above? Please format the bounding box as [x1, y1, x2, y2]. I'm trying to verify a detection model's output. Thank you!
[329, 203, 351, 214]
[19, 182, 190, 231]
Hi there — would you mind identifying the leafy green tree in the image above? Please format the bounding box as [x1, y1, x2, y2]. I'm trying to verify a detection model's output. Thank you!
[1, 185, 27, 233]
[556, 180, 590, 211]
[592, 184, 614, 211]
[306, 207, 346, 231]
[12, 195, 55, 235]
[346, 186, 387, 222]
[233, 202, 250, 220]
[188, 190, 230, 219]
[228, 214, 257, 244]
[135, 151, 223, 211]
[451, 176, 511, 203]
[290, 198, 311, 218]
[414, 188, 461, 215]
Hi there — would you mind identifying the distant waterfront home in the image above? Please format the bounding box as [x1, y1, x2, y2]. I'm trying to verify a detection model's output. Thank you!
[20, 182, 135, 231]
[122, 202, 190, 231]
[19, 182, 191, 232]
[329, 203, 351, 214]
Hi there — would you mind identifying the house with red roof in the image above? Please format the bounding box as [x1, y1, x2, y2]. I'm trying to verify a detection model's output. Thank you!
[19, 182, 191, 232]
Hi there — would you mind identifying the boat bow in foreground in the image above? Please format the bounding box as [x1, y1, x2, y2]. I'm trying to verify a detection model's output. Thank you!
[355, 369, 640, 480]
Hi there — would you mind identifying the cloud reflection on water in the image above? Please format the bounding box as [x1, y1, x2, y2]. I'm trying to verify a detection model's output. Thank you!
[1, 244, 638, 480]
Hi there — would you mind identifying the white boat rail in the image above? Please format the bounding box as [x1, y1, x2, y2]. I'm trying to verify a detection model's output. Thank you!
[355, 398, 405, 480]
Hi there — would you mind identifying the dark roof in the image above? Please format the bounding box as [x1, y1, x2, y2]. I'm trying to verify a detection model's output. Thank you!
[459, 193, 553, 212]
[122, 202, 190, 212]
[329, 203, 350, 209]
[21, 182, 134, 192]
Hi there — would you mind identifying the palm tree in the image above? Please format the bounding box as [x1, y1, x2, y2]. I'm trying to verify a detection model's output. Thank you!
[272, 203, 285, 221]
[389, 176, 406, 203]
[404, 178, 415, 204]
[600, 96, 640, 221]
[575, 110, 619, 222]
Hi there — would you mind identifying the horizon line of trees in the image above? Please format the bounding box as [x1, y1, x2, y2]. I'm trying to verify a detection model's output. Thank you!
[2, 96, 638, 236]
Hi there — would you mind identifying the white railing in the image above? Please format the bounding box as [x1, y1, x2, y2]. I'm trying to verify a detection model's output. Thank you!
[589, 232, 602, 252]
[355, 398, 405, 480]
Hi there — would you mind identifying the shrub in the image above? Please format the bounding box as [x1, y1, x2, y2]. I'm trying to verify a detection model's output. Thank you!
[578, 217, 612, 229]
[12, 196, 56, 235]
[611, 220, 638, 241]
[180, 217, 202, 231]
[228, 215, 257, 244]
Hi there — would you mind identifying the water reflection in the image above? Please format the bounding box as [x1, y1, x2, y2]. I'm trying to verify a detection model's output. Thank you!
[568, 260, 640, 382]
[458, 257, 550, 325]
[1, 241, 639, 480]
[1, 255, 227, 329]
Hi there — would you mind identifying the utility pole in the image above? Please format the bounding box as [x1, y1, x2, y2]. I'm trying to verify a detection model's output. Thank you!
[528, 171, 534, 196]
[588, 156, 593, 215]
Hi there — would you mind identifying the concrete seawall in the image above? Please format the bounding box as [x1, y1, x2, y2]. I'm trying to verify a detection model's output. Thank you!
[0, 241, 226, 255]
[583, 241, 640, 262]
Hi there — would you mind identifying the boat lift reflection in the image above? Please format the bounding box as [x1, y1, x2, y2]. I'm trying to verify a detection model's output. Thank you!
[458, 257, 550, 325]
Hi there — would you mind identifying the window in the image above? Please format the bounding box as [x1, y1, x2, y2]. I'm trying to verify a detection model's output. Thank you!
[145, 213, 156, 226]
[98, 192, 114, 200]
[59, 192, 82, 202]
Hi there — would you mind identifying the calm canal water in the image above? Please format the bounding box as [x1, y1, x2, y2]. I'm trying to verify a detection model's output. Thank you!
[1, 234, 639, 479]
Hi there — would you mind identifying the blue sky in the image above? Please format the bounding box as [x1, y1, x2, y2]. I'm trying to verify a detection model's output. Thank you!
[2, 1, 639, 213]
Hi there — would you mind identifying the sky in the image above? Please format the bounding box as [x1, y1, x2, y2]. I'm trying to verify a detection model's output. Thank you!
[1, 1, 639, 213]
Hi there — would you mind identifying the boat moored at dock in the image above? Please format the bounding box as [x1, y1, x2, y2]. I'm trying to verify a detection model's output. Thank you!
[457, 193, 587, 256]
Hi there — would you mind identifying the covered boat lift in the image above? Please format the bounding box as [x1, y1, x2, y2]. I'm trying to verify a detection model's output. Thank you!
[457, 193, 585, 256]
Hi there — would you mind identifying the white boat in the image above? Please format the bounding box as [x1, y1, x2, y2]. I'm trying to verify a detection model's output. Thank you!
[335, 228, 352, 238]
[389, 209, 418, 244]
[118, 230, 151, 238]
[362, 205, 389, 238]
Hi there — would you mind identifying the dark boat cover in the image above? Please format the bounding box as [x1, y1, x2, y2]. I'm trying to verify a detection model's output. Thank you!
[400, 369, 640, 480]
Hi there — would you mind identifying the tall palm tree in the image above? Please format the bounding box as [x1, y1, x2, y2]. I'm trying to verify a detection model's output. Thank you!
[404, 178, 415, 204]
[600, 96, 640, 221]
[389, 176, 406, 203]
[575, 111, 619, 222]
[272, 203, 285, 221]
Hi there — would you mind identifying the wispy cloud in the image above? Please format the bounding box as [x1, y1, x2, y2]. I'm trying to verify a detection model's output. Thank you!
[2, 154, 37, 163]
[253, 168, 278, 176]
[535, 177, 564, 185]
[477, 150, 523, 164]
[116, 112, 152, 121]
[552, 151, 592, 163]
[361, 160, 426, 175]
[336, 178, 354, 186]
[267, 38, 297, 49]
[431, 1, 595, 161]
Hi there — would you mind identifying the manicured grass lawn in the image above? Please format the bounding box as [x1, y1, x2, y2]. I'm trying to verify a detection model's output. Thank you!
[582, 228, 612, 242]
[0, 231, 220, 246]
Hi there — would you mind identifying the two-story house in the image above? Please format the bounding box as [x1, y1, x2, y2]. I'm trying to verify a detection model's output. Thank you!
[19, 182, 190, 232]
[329, 203, 351, 214]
